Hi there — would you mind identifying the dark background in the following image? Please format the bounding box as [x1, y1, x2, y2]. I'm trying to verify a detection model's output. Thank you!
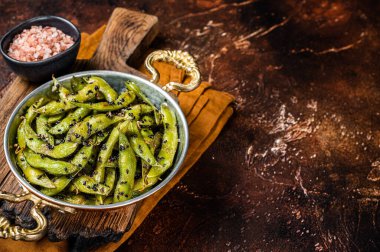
[1, 0, 380, 251]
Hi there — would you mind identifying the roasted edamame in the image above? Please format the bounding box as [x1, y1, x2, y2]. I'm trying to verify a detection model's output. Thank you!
[14, 76, 179, 205]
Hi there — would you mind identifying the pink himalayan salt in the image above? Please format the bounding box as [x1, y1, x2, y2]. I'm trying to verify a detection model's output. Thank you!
[7, 25, 74, 62]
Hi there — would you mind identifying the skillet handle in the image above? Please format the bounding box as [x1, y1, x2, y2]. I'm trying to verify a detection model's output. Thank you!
[144, 50, 201, 92]
[0, 191, 75, 241]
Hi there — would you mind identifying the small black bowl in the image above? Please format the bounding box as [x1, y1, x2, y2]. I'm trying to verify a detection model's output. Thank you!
[0, 16, 81, 83]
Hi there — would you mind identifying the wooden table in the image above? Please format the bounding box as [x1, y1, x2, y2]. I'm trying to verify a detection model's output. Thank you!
[1, 0, 380, 251]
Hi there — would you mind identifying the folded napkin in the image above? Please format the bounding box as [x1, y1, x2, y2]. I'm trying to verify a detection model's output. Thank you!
[1, 26, 234, 252]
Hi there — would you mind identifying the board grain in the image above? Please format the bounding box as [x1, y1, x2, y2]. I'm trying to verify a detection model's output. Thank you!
[0, 7, 158, 242]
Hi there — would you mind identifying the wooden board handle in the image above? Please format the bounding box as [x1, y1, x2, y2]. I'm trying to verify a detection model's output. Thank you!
[90, 7, 159, 77]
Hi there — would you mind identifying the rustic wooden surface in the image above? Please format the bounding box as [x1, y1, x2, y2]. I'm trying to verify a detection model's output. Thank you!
[0, 7, 158, 243]
[1, 0, 380, 251]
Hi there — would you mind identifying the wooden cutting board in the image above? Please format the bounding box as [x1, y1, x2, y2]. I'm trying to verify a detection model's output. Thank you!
[0, 7, 159, 242]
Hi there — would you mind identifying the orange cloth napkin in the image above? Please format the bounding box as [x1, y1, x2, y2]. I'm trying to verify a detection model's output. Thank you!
[0, 26, 234, 252]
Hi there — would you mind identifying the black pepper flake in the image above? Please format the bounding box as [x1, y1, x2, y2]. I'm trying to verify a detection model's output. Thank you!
[92, 184, 98, 191]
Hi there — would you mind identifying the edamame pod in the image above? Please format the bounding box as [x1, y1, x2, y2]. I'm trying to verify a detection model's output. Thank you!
[24, 122, 78, 159]
[23, 149, 78, 175]
[49, 107, 91, 135]
[18, 98, 49, 151]
[17, 120, 27, 150]
[17, 151, 55, 189]
[147, 104, 178, 178]
[138, 115, 155, 128]
[123, 104, 154, 121]
[127, 121, 160, 167]
[92, 121, 130, 190]
[103, 197, 113, 205]
[47, 113, 66, 124]
[141, 132, 162, 184]
[66, 76, 118, 103]
[26, 98, 49, 123]
[36, 100, 76, 115]
[71, 76, 88, 92]
[40, 176, 70, 196]
[66, 114, 123, 143]
[125, 81, 161, 125]
[87, 130, 110, 146]
[40, 145, 94, 196]
[133, 176, 159, 193]
[71, 175, 111, 195]
[113, 132, 137, 203]
[36, 115, 55, 146]
[70, 91, 135, 112]
[62, 194, 88, 205]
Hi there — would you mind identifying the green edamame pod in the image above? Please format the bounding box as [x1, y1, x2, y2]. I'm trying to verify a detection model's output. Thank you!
[70, 91, 135, 112]
[97, 167, 116, 203]
[71, 76, 88, 92]
[40, 145, 94, 196]
[133, 176, 159, 193]
[25, 97, 49, 123]
[103, 196, 113, 205]
[40, 176, 70, 196]
[18, 98, 49, 150]
[66, 76, 118, 103]
[123, 104, 154, 121]
[141, 131, 162, 184]
[140, 128, 154, 139]
[49, 107, 91, 135]
[92, 121, 130, 187]
[66, 114, 123, 143]
[138, 115, 155, 128]
[127, 121, 160, 167]
[47, 113, 65, 124]
[52, 76, 71, 101]
[147, 104, 178, 178]
[125, 81, 161, 125]
[17, 120, 27, 150]
[36, 100, 76, 116]
[36, 115, 55, 146]
[104, 167, 116, 193]
[87, 130, 110, 146]
[23, 149, 77, 175]
[17, 152, 55, 189]
[113, 132, 137, 203]
[61, 194, 88, 205]
[24, 121, 78, 159]
[71, 175, 111, 195]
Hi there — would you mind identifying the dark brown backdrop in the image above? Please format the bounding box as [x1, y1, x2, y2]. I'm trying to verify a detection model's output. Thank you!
[1, 1, 380, 251]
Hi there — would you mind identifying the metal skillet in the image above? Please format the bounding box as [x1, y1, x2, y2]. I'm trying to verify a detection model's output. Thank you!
[0, 50, 201, 241]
